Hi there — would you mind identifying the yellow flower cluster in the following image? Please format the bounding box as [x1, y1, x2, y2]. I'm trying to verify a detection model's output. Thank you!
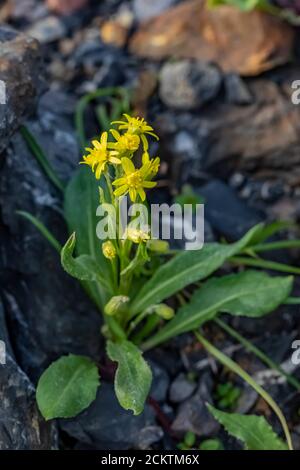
[80, 114, 160, 202]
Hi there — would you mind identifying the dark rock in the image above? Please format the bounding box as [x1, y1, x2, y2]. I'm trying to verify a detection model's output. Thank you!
[199, 179, 263, 240]
[133, 0, 176, 22]
[0, 299, 12, 358]
[236, 386, 258, 414]
[38, 90, 77, 117]
[135, 426, 164, 450]
[169, 373, 196, 403]
[260, 181, 285, 202]
[229, 172, 246, 190]
[26, 16, 67, 44]
[60, 382, 155, 450]
[0, 107, 102, 381]
[0, 353, 57, 449]
[159, 60, 222, 110]
[0, 25, 45, 154]
[171, 372, 220, 437]
[8, 0, 48, 22]
[69, 40, 126, 88]
[149, 361, 170, 403]
[154, 112, 211, 186]
[224, 73, 253, 105]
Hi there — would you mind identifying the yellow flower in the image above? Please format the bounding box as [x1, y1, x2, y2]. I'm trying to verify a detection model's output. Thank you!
[108, 130, 140, 157]
[125, 227, 150, 244]
[113, 157, 157, 202]
[142, 152, 160, 179]
[102, 241, 117, 259]
[112, 114, 159, 151]
[80, 132, 121, 179]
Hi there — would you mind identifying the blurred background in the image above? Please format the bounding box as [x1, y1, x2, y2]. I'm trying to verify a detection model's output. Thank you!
[1, 0, 300, 451]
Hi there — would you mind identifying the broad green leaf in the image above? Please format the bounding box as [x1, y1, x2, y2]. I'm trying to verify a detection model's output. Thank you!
[207, 405, 288, 450]
[36, 354, 100, 420]
[143, 271, 293, 349]
[107, 340, 152, 415]
[131, 224, 263, 315]
[64, 166, 110, 308]
[61, 232, 110, 290]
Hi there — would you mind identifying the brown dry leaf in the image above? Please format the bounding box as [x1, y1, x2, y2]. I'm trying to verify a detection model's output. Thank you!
[129, 0, 294, 76]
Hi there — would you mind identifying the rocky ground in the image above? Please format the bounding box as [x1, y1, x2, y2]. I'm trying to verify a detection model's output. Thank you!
[1, 0, 300, 450]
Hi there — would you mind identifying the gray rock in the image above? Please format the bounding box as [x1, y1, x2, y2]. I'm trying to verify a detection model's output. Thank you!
[169, 373, 196, 403]
[60, 382, 155, 450]
[133, 0, 175, 22]
[224, 73, 253, 105]
[159, 60, 222, 110]
[199, 179, 263, 240]
[149, 361, 170, 403]
[27, 16, 66, 44]
[171, 373, 220, 437]
[0, 353, 57, 449]
[0, 25, 45, 154]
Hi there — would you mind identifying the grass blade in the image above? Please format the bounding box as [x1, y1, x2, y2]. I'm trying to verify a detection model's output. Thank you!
[17, 211, 61, 253]
[195, 331, 293, 450]
[20, 126, 64, 192]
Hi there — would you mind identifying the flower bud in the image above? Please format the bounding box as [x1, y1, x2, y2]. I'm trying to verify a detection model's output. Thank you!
[102, 241, 116, 260]
[154, 303, 175, 320]
[147, 239, 169, 253]
[104, 295, 130, 316]
[125, 227, 150, 244]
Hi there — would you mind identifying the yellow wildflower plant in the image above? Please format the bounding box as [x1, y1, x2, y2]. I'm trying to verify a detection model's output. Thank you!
[38, 110, 295, 438]
[112, 157, 157, 202]
[111, 114, 159, 152]
[80, 131, 121, 179]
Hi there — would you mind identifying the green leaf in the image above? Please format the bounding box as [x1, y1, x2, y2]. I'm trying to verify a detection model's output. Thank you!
[143, 270, 292, 349]
[131, 224, 262, 315]
[207, 405, 288, 450]
[36, 354, 100, 420]
[248, 221, 293, 245]
[199, 438, 224, 450]
[64, 166, 110, 308]
[107, 340, 152, 415]
[61, 232, 110, 290]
